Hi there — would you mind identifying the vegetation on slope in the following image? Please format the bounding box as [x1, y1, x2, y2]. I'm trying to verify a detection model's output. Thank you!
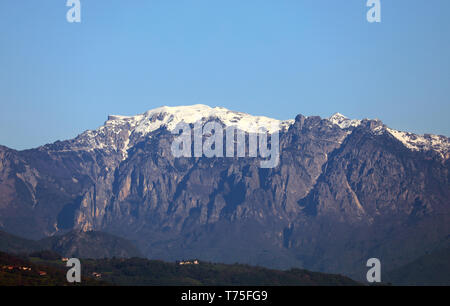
[385, 247, 450, 285]
[0, 251, 359, 286]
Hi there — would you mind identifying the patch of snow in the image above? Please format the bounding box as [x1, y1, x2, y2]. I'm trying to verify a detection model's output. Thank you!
[327, 113, 449, 157]
[121, 131, 131, 160]
[385, 128, 450, 156]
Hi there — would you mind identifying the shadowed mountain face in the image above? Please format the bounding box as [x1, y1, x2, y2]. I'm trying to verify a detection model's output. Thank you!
[0, 230, 142, 259]
[0, 105, 449, 280]
[385, 247, 450, 286]
[39, 231, 143, 259]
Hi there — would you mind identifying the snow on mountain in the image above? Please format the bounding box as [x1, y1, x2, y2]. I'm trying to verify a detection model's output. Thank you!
[66, 105, 448, 160]
[327, 113, 449, 157]
[328, 113, 362, 129]
[380, 127, 449, 157]
[107, 104, 293, 135]
[71, 105, 293, 158]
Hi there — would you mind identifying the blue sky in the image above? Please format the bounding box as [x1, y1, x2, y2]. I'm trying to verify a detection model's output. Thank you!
[0, 0, 449, 150]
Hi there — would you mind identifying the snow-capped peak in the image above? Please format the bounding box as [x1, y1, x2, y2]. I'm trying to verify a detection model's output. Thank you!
[328, 113, 362, 129]
[106, 104, 293, 134]
[72, 105, 294, 159]
[327, 113, 449, 157]
[376, 127, 450, 157]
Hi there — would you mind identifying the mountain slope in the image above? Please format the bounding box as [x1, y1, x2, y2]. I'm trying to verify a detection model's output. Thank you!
[0, 250, 359, 286]
[0, 230, 42, 254]
[39, 231, 142, 259]
[0, 105, 448, 280]
[385, 247, 450, 285]
[0, 230, 142, 259]
[80, 257, 360, 286]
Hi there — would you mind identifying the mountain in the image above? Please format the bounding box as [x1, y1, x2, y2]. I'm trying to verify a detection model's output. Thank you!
[0, 230, 142, 259]
[39, 230, 142, 259]
[0, 230, 42, 254]
[0, 105, 449, 281]
[385, 247, 450, 285]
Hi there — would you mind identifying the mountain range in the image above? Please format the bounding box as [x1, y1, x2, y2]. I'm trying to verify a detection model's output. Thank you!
[0, 104, 448, 281]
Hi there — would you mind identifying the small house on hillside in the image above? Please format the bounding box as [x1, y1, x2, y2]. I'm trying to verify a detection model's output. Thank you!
[177, 259, 200, 265]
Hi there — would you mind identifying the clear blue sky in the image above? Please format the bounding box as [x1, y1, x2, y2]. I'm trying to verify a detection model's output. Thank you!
[0, 0, 449, 150]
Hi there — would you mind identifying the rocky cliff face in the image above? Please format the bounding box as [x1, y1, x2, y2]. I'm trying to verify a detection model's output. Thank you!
[0, 105, 448, 279]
